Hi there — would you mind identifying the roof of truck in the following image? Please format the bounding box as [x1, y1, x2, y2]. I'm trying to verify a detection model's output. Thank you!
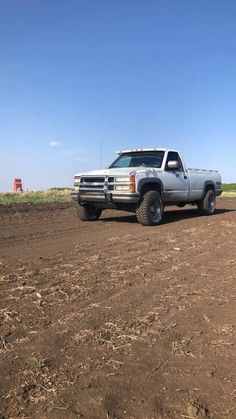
[117, 148, 168, 154]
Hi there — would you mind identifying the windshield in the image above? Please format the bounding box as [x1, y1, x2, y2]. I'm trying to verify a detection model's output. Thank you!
[109, 151, 165, 169]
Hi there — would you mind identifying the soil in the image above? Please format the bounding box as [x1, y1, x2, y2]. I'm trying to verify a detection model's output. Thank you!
[0, 198, 236, 419]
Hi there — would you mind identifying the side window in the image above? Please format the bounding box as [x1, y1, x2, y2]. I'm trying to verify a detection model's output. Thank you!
[165, 152, 183, 171]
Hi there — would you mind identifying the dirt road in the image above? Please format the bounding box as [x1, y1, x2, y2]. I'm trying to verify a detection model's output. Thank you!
[0, 198, 236, 418]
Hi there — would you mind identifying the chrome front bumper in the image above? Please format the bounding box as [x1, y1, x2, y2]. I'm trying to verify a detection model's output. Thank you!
[71, 190, 140, 204]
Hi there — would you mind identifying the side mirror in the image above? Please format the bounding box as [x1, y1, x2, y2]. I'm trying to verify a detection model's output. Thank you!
[167, 160, 179, 170]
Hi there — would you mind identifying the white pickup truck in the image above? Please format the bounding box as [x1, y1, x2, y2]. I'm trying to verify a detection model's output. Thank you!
[71, 148, 222, 226]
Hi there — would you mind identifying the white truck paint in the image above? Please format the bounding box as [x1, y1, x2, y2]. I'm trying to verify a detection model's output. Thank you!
[71, 149, 222, 226]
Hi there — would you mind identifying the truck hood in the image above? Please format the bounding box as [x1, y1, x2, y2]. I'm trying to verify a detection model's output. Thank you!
[74, 167, 136, 177]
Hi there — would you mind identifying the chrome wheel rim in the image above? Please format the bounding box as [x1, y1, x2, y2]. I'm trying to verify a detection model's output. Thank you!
[208, 194, 215, 211]
[150, 201, 162, 222]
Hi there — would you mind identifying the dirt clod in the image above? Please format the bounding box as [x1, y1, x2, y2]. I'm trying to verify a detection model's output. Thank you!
[187, 400, 208, 417]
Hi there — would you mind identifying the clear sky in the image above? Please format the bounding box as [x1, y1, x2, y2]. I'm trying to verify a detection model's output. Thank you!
[0, 0, 235, 191]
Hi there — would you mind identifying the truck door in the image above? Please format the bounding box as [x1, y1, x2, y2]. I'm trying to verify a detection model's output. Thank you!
[164, 152, 190, 201]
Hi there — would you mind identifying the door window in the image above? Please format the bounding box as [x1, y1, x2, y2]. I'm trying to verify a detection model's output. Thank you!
[165, 152, 183, 171]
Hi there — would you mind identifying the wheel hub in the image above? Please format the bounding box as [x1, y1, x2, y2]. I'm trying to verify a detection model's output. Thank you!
[208, 196, 215, 211]
[150, 202, 162, 222]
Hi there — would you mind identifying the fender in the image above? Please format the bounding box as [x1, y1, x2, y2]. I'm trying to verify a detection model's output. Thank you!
[201, 181, 215, 198]
[137, 178, 164, 196]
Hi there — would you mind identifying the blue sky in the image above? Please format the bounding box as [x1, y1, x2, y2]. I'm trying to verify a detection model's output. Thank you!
[0, 0, 235, 191]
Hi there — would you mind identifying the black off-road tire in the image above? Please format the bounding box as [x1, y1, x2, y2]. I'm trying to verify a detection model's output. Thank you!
[136, 190, 163, 226]
[197, 189, 216, 215]
[75, 202, 102, 221]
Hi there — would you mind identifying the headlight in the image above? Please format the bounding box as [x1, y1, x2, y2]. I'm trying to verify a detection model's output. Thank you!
[115, 176, 130, 182]
[115, 175, 136, 192]
[115, 185, 130, 191]
[74, 176, 81, 188]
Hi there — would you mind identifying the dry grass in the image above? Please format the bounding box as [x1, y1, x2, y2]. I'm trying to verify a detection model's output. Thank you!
[221, 191, 236, 197]
[0, 189, 71, 205]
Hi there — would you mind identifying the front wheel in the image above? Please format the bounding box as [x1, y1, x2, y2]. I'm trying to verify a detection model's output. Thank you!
[75, 202, 102, 221]
[197, 189, 216, 215]
[136, 190, 163, 226]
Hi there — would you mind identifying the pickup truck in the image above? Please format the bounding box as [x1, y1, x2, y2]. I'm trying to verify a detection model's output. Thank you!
[71, 148, 222, 226]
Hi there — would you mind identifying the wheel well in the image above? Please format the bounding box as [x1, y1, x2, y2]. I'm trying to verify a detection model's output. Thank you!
[205, 183, 215, 194]
[140, 182, 162, 197]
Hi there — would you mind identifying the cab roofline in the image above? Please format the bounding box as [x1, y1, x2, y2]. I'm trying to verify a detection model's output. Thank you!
[117, 148, 167, 155]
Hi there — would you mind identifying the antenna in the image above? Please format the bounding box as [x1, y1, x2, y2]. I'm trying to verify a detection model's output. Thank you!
[100, 140, 103, 169]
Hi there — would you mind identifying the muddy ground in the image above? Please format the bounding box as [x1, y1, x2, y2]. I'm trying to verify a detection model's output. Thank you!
[0, 198, 236, 419]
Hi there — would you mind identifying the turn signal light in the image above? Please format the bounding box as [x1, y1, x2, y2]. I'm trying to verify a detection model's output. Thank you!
[129, 175, 136, 192]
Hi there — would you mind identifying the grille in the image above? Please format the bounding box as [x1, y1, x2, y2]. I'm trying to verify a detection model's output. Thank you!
[82, 177, 105, 184]
[108, 177, 114, 190]
[80, 176, 105, 191]
[79, 176, 115, 192]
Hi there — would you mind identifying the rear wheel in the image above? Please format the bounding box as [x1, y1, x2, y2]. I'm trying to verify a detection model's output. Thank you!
[136, 190, 163, 226]
[75, 202, 102, 221]
[197, 189, 216, 215]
